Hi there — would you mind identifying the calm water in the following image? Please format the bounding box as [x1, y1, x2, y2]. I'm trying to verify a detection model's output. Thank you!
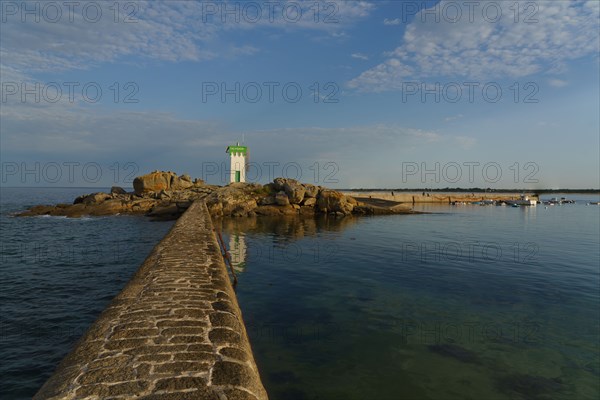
[218, 197, 600, 400]
[0, 188, 175, 399]
[1, 188, 599, 399]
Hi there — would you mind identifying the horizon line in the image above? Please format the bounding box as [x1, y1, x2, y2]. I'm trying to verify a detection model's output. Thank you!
[1, 186, 599, 193]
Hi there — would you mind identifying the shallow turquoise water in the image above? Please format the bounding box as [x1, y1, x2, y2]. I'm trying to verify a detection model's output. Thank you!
[218, 198, 600, 400]
[0, 188, 598, 399]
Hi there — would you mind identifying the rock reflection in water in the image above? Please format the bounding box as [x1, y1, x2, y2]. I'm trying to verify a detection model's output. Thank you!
[214, 215, 359, 276]
[215, 214, 358, 240]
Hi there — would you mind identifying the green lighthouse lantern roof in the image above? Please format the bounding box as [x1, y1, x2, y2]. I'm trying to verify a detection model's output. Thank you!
[226, 145, 247, 155]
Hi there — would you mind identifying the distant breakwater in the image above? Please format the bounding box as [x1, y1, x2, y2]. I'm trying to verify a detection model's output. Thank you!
[344, 191, 536, 204]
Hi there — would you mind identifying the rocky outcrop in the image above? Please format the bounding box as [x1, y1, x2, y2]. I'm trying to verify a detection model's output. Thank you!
[302, 197, 317, 207]
[147, 203, 181, 220]
[171, 173, 194, 191]
[133, 171, 196, 195]
[110, 186, 127, 195]
[282, 180, 306, 204]
[272, 177, 286, 191]
[304, 183, 319, 198]
[17, 172, 416, 219]
[317, 190, 354, 215]
[205, 183, 261, 217]
[275, 191, 290, 206]
[133, 171, 172, 194]
[83, 192, 112, 205]
[74, 192, 111, 205]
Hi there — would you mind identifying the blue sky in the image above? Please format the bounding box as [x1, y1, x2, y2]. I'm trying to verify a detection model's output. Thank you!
[1, 0, 599, 188]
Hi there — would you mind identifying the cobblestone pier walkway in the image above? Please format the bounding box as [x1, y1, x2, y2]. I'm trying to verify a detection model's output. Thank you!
[34, 201, 268, 400]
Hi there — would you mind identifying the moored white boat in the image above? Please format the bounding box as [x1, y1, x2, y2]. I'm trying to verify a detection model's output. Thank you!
[508, 194, 537, 207]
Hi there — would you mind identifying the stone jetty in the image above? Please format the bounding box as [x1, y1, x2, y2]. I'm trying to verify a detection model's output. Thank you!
[34, 201, 268, 400]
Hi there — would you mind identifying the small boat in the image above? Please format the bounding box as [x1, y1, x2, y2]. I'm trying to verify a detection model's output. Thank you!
[511, 204, 520, 208]
[507, 194, 537, 207]
[588, 202, 600, 205]
[544, 197, 575, 205]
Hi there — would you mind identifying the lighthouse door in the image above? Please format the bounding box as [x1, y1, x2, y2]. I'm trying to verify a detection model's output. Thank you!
[235, 171, 241, 182]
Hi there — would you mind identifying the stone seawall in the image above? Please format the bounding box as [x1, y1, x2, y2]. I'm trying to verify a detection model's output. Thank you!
[345, 191, 535, 204]
[34, 201, 268, 400]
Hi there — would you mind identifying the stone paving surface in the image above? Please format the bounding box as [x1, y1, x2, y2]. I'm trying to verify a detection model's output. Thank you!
[34, 201, 268, 400]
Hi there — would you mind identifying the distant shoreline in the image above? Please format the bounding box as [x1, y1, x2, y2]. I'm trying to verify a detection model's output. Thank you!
[340, 189, 600, 194]
[2, 186, 599, 194]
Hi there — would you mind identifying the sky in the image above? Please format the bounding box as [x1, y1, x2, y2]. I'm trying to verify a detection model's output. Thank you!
[1, 0, 599, 189]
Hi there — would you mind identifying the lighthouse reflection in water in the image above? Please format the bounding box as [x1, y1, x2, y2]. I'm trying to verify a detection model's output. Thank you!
[228, 233, 247, 273]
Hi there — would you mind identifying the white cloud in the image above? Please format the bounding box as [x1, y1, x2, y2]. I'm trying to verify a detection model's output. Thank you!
[0, 104, 225, 157]
[383, 18, 401, 26]
[0, 64, 225, 156]
[444, 114, 464, 122]
[0, 64, 31, 83]
[331, 31, 348, 38]
[1, 1, 375, 74]
[1, 83, 476, 186]
[257, 124, 442, 147]
[349, 1, 599, 92]
[1, 86, 457, 161]
[1, 2, 219, 72]
[351, 53, 369, 60]
[0, 0, 379, 181]
[332, 1, 375, 19]
[548, 78, 568, 88]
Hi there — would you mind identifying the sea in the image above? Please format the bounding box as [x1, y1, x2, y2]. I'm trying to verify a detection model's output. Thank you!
[1, 187, 599, 400]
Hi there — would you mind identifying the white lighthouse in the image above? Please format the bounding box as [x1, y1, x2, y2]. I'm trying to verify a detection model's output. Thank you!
[226, 142, 247, 183]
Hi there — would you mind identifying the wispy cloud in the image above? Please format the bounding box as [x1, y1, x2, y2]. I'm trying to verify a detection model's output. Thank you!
[331, 31, 348, 38]
[349, 1, 599, 92]
[444, 114, 464, 122]
[383, 18, 401, 26]
[351, 53, 369, 60]
[548, 78, 568, 88]
[0, 105, 225, 157]
[1, 88, 456, 161]
[1, 1, 375, 74]
[1, 2, 218, 72]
